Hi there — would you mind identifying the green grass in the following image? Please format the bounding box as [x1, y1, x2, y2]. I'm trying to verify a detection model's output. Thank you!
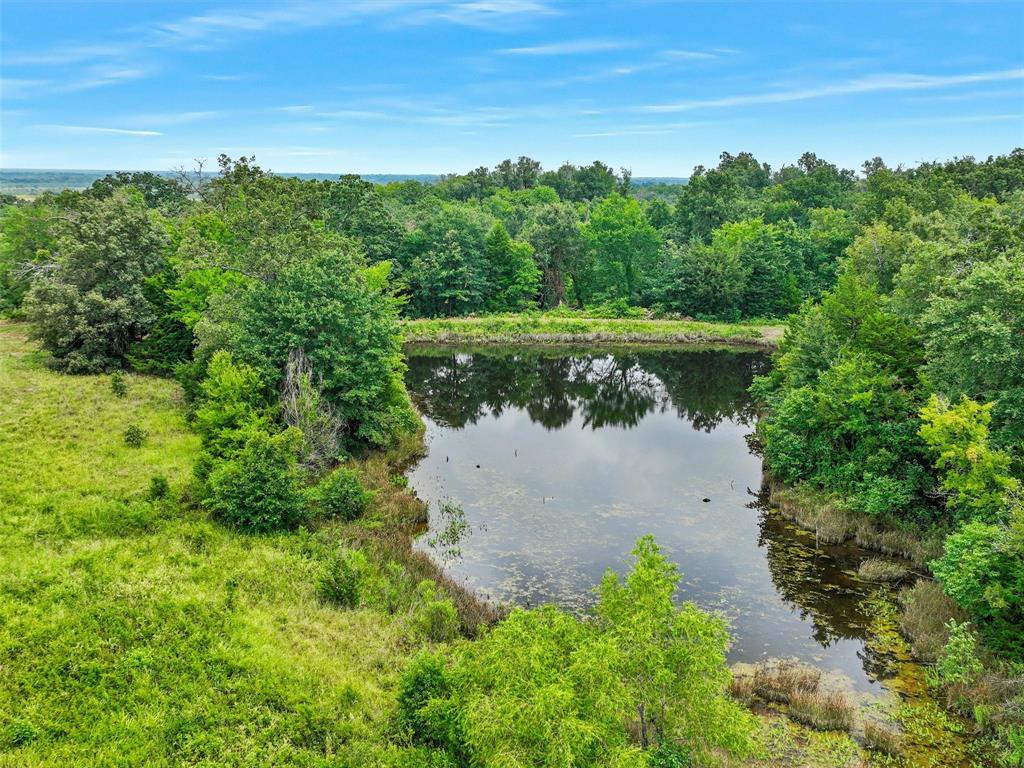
[0, 323, 447, 766]
[400, 312, 783, 348]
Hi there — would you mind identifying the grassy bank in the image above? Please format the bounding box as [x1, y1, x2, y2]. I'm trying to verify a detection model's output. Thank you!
[400, 313, 783, 349]
[0, 322, 484, 765]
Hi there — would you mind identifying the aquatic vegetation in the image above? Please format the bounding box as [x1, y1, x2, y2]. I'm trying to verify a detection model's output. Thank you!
[787, 689, 856, 733]
[752, 661, 822, 704]
[858, 557, 911, 583]
[862, 718, 904, 756]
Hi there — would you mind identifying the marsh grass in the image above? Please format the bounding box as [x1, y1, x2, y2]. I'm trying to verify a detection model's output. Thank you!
[862, 719, 904, 755]
[752, 661, 822, 704]
[899, 580, 967, 662]
[787, 690, 856, 733]
[857, 557, 911, 583]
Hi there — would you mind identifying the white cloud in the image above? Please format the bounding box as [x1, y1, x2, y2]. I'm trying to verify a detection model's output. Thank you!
[40, 125, 163, 137]
[499, 39, 633, 56]
[638, 67, 1024, 113]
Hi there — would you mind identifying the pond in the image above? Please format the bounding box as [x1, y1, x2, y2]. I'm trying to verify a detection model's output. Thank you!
[404, 345, 911, 693]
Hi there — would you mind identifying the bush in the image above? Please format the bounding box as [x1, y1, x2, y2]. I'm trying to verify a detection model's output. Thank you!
[317, 547, 366, 608]
[396, 652, 460, 749]
[204, 428, 306, 533]
[148, 475, 170, 501]
[416, 580, 460, 642]
[110, 371, 127, 397]
[313, 467, 373, 521]
[935, 621, 984, 688]
[193, 351, 272, 459]
[123, 424, 146, 447]
[648, 742, 693, 767]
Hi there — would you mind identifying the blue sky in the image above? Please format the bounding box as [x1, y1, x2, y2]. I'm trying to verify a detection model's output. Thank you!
[1, 0, 1022, 175]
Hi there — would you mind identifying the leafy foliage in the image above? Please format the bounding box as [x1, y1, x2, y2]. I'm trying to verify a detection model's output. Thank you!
[204, 427, 306, 533]
[24, 189, 169, 372]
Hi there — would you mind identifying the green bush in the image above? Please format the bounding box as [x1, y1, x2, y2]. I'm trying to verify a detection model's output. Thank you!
[193, 351, 272, 459]
[313, 467, 373, 521]
[110, 371, 127, 397]
[648, 742, 693, 768]
[396, 652, 461, 750]
[317, 547, 366, 608]
[123, 424, 146, 447]
[204, 428, 306, 533]
[415, 581, 460, 642]
[148, 475, 170, 501]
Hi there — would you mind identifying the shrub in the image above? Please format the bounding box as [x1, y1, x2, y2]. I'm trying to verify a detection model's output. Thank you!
[935, 621, 983, 688]
[123, 424, 146, 447]
[396, 652, 460, 748]
[648, 742, 693, 767]
[416, 581, 460, 642]
[148, 475, 170, 501]
[313, 467, 373, 521]
[204, 428, 306, 533]
[110, 371, 127, 397]
[193, 351, 272, 459]
[317, 548, 366, 608]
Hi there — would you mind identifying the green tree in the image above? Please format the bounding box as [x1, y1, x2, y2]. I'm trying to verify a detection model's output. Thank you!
[0, 201, 55, 312]
[484, 221, 540, 311]
[323, 174, 404, 263]
[596, 536, 757, 756]
[919, 395, 1019, 524]
[583, 193, 661, 303]
[921, 253, 1024, 452]
[526, 202, 588, 307]
[24, 189, 169, 372]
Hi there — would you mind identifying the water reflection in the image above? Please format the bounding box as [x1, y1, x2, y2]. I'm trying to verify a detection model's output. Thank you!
[405, 346, 903, 692]
[405, 346, 768, 432]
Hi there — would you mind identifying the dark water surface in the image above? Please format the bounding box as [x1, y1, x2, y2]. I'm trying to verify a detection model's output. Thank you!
[404, 345, 903, 692]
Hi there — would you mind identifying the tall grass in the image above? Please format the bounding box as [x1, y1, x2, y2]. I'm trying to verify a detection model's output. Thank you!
[0, 322, 463, 765]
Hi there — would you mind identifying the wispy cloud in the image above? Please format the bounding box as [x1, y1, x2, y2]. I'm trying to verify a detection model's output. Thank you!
[1, 78, 52, 98]
[638, 67, 1024, 113]
[128, 111, 221, 126]
[61, 67, 149, 92]
[6, 0, 556, 93]
[39, 125, 162, 137]
[404, 1, 556, 28]
[316, 110, 390, 120]
[498, 39, 633, 56]
[202, 74, 243, 81]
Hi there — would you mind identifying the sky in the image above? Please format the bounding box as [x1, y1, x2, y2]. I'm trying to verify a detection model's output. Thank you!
[1, 0, 1023, 176]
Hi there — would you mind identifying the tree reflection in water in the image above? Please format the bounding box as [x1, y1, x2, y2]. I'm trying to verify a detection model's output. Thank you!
[404, 345, 769, 432]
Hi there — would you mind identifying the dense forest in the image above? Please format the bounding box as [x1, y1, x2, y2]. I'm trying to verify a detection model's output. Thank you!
[1, 148, 1022, 765]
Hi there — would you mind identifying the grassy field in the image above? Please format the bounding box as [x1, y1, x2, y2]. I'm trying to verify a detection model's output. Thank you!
[0, 321, 899, 768]
[0, 322, 460, 766]
[400, 313, 783, 348]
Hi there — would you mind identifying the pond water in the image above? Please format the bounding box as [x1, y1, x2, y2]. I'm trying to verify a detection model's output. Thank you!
[404, 345, 910, 693]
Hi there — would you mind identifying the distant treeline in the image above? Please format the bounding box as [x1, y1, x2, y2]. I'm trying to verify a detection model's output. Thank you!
[0, 167, 685, 197]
